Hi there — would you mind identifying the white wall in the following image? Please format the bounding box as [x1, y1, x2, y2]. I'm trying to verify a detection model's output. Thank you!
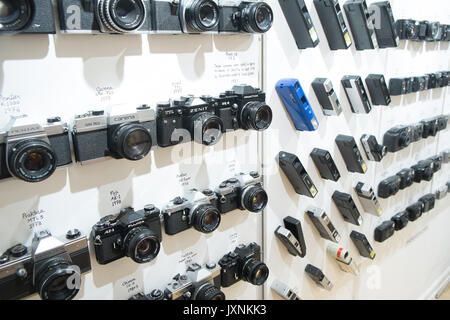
[262, 0, 450, 300]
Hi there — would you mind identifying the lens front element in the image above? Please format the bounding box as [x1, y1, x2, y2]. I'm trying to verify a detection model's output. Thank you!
[185, 0, 219, 32]
[192, 204, 221, 233]
[241, 185, 268, 212]
[240, 2, 273, 33]
[98, 0, 146, 33]
[242, 258, 269, 286]
[0, 0, 31, 31]
[124, 227, 161, 263]
[240, 102, 272, 131]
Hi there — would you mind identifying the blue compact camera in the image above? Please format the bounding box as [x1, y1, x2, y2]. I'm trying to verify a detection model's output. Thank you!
[275, 79, 319, 131]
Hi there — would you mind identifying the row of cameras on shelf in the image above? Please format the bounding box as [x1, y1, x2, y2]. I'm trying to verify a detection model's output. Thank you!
[276, 72, 449, 133]
[0, 85, 272, 183]
[279, 0, 450, 51]
[0, 171, 268, 300]
[0, 0, 273, 35]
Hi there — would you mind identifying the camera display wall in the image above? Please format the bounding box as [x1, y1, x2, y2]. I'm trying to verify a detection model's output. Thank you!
[263, 0, 450, 299]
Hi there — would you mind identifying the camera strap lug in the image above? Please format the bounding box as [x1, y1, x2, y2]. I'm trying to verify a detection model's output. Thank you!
[94, 235, 102, 246]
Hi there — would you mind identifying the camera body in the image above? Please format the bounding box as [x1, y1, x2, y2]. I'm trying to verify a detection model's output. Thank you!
[129, 289, 165, 300]
[0, 0, 56, 34]
[311, 78, 342, 116]
[213, 85, 272, 132]
[406, 202, 423, 221]
[0, 230, 91, 300]
[219, 242, 268, 287]
[215, 171, 267, 214]
[0, 116, 72, 183]
[377, 175, 400, 198]
[162, 189, 220, 235]
[164, 263, 224, 300]
[383, 125, 412, 153]
[58, 0, 151, 34]
[360, 134, 386, 162]
[396, 168, 415, 189]
[411, 122, 424, 142]
[72, 105, 157, 163]
[421, 118, 439, 138]
[218, 1, 273, 33]
[374, 221, 395, 242]
[391, 211, 408, 230]
[418, 194, 435, 213]
[396, 19, 419, 40]
[91, 205, 162, 265]
[411, 160, 434, 183]
[341, 75, 372, 114]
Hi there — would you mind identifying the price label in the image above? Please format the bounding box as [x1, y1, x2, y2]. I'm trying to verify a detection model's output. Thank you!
[22, 209, 46, 231]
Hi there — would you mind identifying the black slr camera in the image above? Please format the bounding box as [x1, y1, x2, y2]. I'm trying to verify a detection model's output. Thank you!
[215, 171, 268, 214]
[0, 0, 56, 34]
[219, 242, 269, 287]
[91, 205, 162, 265]
[418, 193, 435, 213]
[377, 175, 400, 199]
[58, 0, 151, 34]
[383, 125, 412, 153]
[0, 116, 72, 183]
[164, 263, 224, 300]
[72, 105, 157, 163]
[0, 230, 91, 300]
[411, 160, 434, 183]
[162, 189, 221, 235]
[218, 1, 273, 33]
[213, 85, 273, 133]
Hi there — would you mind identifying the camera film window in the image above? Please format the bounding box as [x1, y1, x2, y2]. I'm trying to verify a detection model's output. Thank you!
[278, 0, 320, 49]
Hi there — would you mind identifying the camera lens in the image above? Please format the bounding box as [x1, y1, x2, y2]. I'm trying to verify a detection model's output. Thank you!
[191, 204, 221, 233]
[192, 112, 223, 146]
[240, 102, 272, 131]
[242, 258, 269, 286]
[185, 0, 219, 32]
[36, 257, 80, 300]
[7, 139, 57, 182]
[241, 185, 268, 212]
[97, 0, 146, 33]
[110, 123, 152, 160]
[124, 227, 161, 263]
[240, 2, 273, 33]
[0, 0, 31, 31]
[194, 283, 225, 300]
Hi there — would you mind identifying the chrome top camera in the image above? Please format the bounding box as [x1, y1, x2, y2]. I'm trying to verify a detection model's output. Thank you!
[383, 125, 412, 153]
[58, 0, 151, 34]
[215, 171, 268, 214]
[92, 205, 162, 265]
[0, 116, 72, 183]
[162, 188, 220, 235]
[72, 105, 156, 163]
[164, 262, 224, 300]
[0, 0, 56, 34]
[0, 229, 91, 300]
[218, 1, 273, 33]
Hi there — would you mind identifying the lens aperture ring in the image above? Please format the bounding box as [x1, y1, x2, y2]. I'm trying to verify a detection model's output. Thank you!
[124, 226, 161, 263]
[185, 0, 219, 32]
[241, 185, 268, 212]
[111, 123, 152, 160]
[98, 0, 146, 33]
[0, 0, 31, 31]
[242, 258, 269, 286]
[194, 283, 225, 300]
[239, 101, 272, 131]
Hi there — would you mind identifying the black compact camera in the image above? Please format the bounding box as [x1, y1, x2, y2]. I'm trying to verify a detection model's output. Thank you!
[418, 193, 435, 213]
[396, 168, 415, 190]
[396, 19, 419, 41]
[411, 160, 434, 183]
[0, 0, 56, 34]
[411, 122, 424, 142]
[162, 189, 220, 235]
[215, 171, 268, 214]
[428, 155, 443, 173]
[0, 116, 72, 183]
[0, 230, 91, 300]
[421, 117, 439, 139]
[213, 85, 272, 133]
[91, 205, 162, 265]
[377, 175, 400, 199]
[219, 242, 269, 288]
[436, 115, 448, 131]
[406, 202, 423, 221]
[218, 1, 273, 33]
[72, 105, 157, 163]
[58, 0, 151, 34]
[383, 125, 412, 153]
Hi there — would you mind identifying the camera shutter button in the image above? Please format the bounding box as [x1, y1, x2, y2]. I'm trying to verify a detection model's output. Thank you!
[206, 262, 216, 269]
[144, 204, 155, 212]
[66, 229, 81, 240]
[10, 244, 28, 258]
[202, 189, 214, 196]
[47, 117, 61, 124]
[173, 197, 184, 205]
[250, 171, 259, 178]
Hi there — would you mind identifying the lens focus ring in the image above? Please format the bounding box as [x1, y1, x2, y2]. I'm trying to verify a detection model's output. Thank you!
[98, 0, 146, 33]
[241, 185, 268, 212]
[240, 2, 273, 33]
[185, 0, 219, 32]
[0, 0, 31, 31]
[124, 227, 161, 264]
[191, 204, 221, 233]
[242, 258, 269, 286]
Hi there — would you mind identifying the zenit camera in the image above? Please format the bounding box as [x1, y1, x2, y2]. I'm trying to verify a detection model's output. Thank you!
[219, 242, 269, 287]
[377, 175, 400, 199]
[218, 1, 274, 33]
[57, 0, 152, 34]
[383, 125, 412, 153]
[91, 205, 162, 265]
[418, 193, 435, 213]
[0, 0, 56, 34]
[164, 263, 224, 300]
[215, 171, 268, 214]
[72, 105, 157, 163]
[0, 229, 91, 300]
[162, 189, 220, 235]
[0, 116, 72, 183]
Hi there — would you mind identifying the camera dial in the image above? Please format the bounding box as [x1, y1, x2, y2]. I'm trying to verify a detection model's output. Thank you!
[109, 123, 152, 160]
[97, 0, 147, 33]
[240, 101, 272, 131]
[185, 0, 219, 32]
[124, 226, 161, 263]
[191, 204, 221, 233]
[7, 139, 57, 182]
[241, 185, 268, 212]
[0, 0, 31, 31]
[239, 2, 273, 33]
[242, 258, 269, 286]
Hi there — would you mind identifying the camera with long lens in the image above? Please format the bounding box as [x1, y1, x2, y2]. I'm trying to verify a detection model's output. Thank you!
[0, 229, 91, 300]
[218, 242, 269, 287]
[218, 1, 273, 33]
[0, 116, 72, 183]
[162, 189, 220, 235]
[72, 105, 156, 163]
[58, 0, 151, 34]
[156, 96, 223, 147]
[164, 262, 225, 300]
[91, 205, 162, 265]
[213, 84, 272, 132]
[215, 171, 268, 214]
[383, 125, 412, 153]
[0, 0, 55, 34]
[411, 160, 434, 183]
